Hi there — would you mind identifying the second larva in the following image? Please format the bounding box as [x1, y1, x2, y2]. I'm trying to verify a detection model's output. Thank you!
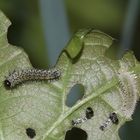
[72, 107, 94, 126]
[100, 112, 119, 131]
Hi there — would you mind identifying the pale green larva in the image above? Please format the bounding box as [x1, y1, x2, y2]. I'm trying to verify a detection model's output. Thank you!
[118, 71, 138, 118]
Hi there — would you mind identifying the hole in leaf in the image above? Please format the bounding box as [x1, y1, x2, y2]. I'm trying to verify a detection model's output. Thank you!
[66, 84, 85, 107]
[26, 128, 36, 139]
[65, 127, 87, 140]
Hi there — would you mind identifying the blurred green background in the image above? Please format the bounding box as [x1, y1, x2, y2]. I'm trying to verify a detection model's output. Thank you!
[0, 0, 139, 139]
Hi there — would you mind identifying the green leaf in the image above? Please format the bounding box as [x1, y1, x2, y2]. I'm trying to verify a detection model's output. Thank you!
[0, 11, 140, 140]
[64, 28, 92, 59]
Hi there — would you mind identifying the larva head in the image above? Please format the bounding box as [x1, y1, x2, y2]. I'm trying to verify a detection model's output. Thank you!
[4, 76, 16, 88]
[4, 71, 20, 88]
[109, 112, 119, 125]
[86, 107, 94, 119]
[99, 125, 105, 131]
[4, 80, 12, 88]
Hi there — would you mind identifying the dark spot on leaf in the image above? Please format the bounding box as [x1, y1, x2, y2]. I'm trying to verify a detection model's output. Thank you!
[66, 84, 85, 107]
[26, 128, 36, 139]
[65, 127, 87, 140]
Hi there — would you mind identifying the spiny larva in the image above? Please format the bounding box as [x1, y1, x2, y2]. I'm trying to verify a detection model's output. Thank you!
[118, 71, 138, 118]
[4, 68, 61, 88]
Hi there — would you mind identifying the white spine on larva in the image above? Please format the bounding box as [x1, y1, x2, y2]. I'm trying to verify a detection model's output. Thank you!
[6, 68, 61, 88]
[72, 117, 88, 126]
[118, 70, 138, 119]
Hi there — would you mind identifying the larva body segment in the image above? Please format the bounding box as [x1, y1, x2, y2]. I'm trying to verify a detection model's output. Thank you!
[72, 107, 94, 126]
[72, 117, 88, 126]
[4, 68, 61, 88]
[100, 112, 119, 131]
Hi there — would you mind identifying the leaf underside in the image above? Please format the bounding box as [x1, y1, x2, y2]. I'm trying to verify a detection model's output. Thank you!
[0, 11, 140, 140]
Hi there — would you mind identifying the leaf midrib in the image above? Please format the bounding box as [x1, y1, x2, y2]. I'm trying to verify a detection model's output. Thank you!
[42, 77, 119, 140]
